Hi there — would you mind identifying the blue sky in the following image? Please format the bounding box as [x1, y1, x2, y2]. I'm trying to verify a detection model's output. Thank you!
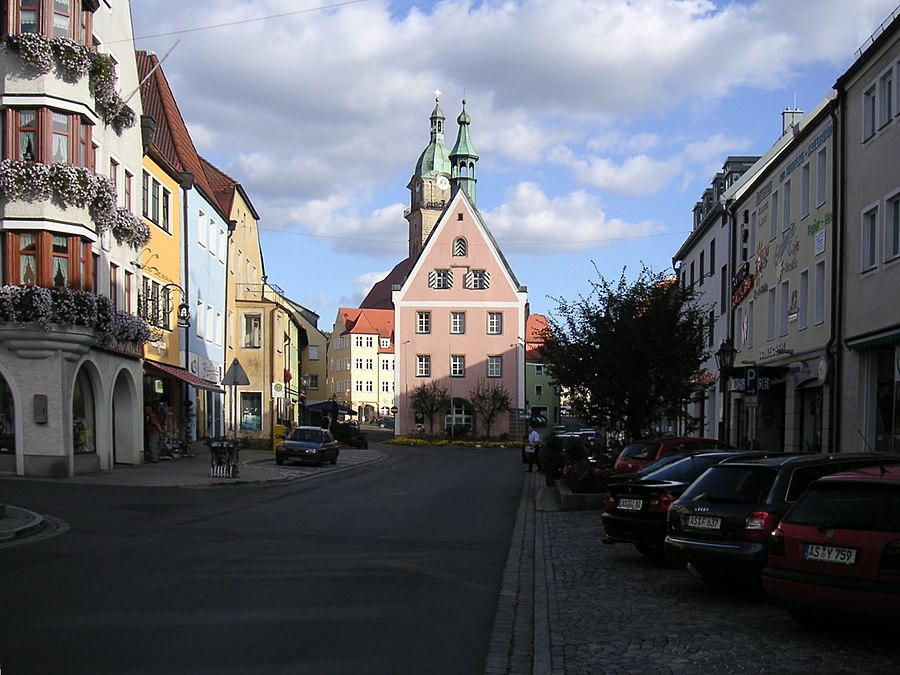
[129, 0, 900, 332]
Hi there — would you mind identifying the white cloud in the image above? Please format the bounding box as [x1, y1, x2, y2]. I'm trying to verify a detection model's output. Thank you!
[485, 182, 666, 253]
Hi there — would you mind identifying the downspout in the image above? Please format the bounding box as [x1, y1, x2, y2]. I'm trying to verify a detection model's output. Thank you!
[829, 94, 844, 453]
[224, 219, 236, 436]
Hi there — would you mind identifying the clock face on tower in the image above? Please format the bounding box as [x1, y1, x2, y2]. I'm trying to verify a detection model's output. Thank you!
[437, 175, 450, 191]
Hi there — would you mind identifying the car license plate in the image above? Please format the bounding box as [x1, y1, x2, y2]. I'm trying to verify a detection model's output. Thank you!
[803, 544, 857, 565]
[618, 498, 643, 511]
[686, 515, 721, 530]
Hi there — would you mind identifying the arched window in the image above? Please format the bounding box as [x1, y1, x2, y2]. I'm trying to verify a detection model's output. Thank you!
[453, 237, 467, 257]
[73, 368, 95, 454]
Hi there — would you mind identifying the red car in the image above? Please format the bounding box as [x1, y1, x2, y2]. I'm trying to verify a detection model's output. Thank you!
[612, 437, 733, 474]
[762, 465, 900, 625]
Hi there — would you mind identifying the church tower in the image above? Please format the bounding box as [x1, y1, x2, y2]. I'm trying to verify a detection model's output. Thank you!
[449, 99, 478, 206]
[406, 91, 453, 258]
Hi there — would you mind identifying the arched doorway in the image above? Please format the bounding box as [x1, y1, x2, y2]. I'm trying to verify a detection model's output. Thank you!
[0, 374, 15, 472]
[72, 367, 96, 455]
[112, 370, 137, 464]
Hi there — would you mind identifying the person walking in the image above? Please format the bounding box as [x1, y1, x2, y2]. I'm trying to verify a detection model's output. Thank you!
[145, 405, 163, 462]
[525, 423, 541, 472]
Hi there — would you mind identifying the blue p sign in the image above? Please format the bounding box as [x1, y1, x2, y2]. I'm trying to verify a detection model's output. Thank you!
[745, 366, 758, 396]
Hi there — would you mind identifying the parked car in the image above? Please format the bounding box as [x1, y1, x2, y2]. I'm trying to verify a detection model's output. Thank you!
[376, 417, 395, 429]
[665, 453, 900, 583]
[275, 426, 340, 466]
[602, 451, 769, 557]
[762, 465, 900, 624]
[612, 437, 733, 474]
[551, 425, 568, 435]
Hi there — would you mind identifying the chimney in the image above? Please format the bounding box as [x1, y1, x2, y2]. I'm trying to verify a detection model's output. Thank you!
[782, 107, 803, 135]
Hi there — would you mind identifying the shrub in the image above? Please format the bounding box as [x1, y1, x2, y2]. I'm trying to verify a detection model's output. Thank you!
[562, 459, 609, 494]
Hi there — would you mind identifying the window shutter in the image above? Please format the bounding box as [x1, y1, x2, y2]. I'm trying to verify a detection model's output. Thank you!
[464, 272, 473, 289]
[428, 270, 437, 288]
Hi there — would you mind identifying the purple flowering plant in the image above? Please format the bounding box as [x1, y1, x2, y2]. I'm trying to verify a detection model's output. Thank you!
[0, 285, 151, 345]
[3, 33, 136, 135]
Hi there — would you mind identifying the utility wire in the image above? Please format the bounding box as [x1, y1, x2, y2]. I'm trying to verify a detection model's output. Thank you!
[132, 0, 371, 42]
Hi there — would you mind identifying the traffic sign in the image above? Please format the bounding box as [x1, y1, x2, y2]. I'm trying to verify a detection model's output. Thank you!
[390, 405, 399, 415]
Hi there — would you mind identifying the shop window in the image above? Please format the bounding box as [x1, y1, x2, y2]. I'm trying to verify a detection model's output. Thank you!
[239, 392, 262, 431]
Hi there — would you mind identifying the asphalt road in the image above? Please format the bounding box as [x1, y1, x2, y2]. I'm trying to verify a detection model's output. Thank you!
[0, 444, 523, 675]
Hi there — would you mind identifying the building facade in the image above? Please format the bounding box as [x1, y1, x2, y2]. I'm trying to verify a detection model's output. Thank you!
[0, 0, 149, 476]
[836, 15, 900, 454]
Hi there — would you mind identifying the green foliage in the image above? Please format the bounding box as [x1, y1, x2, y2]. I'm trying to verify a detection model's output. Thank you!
[540, 264, 708, 441]
[468, 378, 511, 438]
[408, 380, 451, 435]
[445, 423, 471, 439]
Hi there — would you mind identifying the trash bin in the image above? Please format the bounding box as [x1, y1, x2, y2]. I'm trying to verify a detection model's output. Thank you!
[208, 437, 239, 478]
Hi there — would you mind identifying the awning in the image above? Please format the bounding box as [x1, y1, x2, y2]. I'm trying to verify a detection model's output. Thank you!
[845, 326, 900, 351]
[145, 360, 224, 393]
[307, 400, 357, 415]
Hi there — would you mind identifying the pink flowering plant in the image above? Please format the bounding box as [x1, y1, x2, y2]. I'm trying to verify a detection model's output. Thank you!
[561, 458, 610, 494]
[0, 160, 151, 249]
[3, 33, 135, 134]
[0, 285, 151, 345]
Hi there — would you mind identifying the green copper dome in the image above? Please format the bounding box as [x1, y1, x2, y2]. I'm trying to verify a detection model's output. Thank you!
[414, 93, 452, 178]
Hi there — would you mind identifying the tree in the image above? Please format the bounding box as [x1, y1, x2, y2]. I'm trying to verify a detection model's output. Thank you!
[539, 264, 707, 441]
[408, 380, 450, 436]
[468, 378, 511, 438]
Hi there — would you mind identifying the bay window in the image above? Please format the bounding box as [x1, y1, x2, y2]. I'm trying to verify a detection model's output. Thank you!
[5, 108, 93, 167]
[3, 231, 92, 288]
[8, 0, 95, 45]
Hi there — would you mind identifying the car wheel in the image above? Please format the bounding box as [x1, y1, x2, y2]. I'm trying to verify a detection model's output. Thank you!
[275, 457, 284, 466]
[634, 543, 665, 560]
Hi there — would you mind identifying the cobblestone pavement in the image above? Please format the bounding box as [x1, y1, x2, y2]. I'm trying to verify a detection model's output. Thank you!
[501, 471, 900, 674]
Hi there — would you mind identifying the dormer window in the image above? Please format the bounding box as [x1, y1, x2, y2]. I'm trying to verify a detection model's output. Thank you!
[453, 237, 467, 257]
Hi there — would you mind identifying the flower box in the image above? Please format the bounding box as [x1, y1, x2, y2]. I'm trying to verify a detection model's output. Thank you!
[554, 479, 604, 511]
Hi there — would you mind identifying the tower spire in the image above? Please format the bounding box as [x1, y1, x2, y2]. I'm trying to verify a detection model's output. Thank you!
[450, 98, 478, 206]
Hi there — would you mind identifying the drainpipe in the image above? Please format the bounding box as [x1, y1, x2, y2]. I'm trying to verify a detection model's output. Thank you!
[829, 94, 844, 453]
[179, 172, 193, 436]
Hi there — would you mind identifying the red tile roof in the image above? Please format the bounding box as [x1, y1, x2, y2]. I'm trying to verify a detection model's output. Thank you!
[337, 307, 395, 351]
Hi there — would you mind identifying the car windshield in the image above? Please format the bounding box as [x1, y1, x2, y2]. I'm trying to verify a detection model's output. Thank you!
[289, 428, 324, 443]
[643, 454, 732, 483]
[619, 442, 659, 461]
[680, 465, 776, 503]
[783, 483, 900, 531]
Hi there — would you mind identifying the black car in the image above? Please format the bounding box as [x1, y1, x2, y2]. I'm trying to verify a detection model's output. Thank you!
[601, 452, 766, 558]
[665, 452, 900, 582]
[275, 426, 340, 466]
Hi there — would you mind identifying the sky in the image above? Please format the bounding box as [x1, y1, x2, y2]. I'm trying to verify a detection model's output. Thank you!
[129, 0, 900, 333]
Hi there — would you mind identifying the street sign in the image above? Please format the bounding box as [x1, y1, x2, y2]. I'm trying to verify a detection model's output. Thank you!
[390, 405, 398, 414]
[222, 358, 250, 386]
[745, 395, 758, 408]
[745, 366, 758, 396]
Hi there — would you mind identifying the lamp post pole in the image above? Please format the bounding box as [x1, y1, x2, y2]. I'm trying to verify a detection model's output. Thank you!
[715, 338, 737, 445]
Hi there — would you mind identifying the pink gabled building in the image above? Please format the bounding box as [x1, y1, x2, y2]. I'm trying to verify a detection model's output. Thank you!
[362, 95, 528, 437]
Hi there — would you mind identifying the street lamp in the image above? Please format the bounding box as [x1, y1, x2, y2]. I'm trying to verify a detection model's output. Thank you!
[715, 338, 737, 443]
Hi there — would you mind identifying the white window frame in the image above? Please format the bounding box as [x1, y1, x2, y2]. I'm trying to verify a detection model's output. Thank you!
[798, 269, 809, 331]
[487, 355, 502, 378]
[862, 203, 880, 271]
[450, 311, 466, 334]
[450, 354, 465, 377]
[863, 82, 878, 140]
[879, 65, 894, 129]
[487, 312, 503, 335]
[416, 355, 431, 377]
[417, 311, 431, 334]
[815, 259, 826, 326]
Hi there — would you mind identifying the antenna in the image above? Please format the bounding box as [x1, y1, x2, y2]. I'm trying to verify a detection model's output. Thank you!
[120, 40, 181, 108]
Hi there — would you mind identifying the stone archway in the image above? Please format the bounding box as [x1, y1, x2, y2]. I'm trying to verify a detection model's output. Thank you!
[112, 368, 140, 465]
[0, 370, 17, 474]
[72, 364, 100, 474]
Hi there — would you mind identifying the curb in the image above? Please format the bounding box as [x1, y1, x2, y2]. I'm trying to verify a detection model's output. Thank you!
[0, 506, 45, 542]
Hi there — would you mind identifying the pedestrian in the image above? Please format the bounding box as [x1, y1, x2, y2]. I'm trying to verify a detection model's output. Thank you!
[145, 405, 162, 462]
[525, 423, 541, 473]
